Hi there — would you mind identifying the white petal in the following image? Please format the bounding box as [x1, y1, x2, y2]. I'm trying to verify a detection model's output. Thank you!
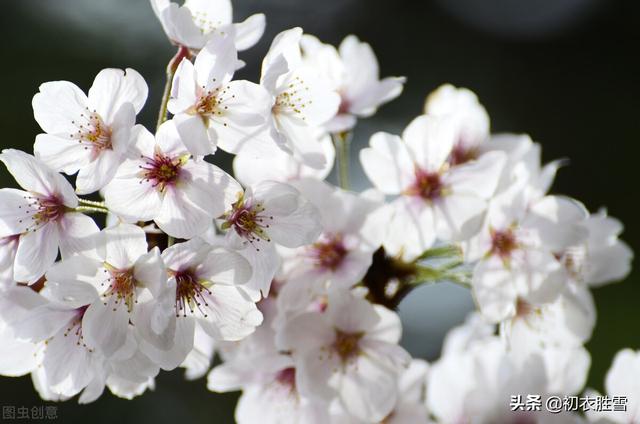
[104, 223, 148, 269]
[198, 284, 263, 341]
[82, 298, 129, 357]
[173, 113, 215, 156]
[75, 149, 123, 194]
[194, 33, 237, 89]
[168, 58, 198, 114]
[32, 80, 89, 135]
[155, 188, 212, 239]
[0, 149, 77, 205]
[402, 115, 455, 171]
[57, 212, 100, 259]
[87, 68, 148, 122]
[360, 132, 413, 194]
[14, 223, 60, 283]
[233, 13, 266, 50]
[33, 133, 91, 174]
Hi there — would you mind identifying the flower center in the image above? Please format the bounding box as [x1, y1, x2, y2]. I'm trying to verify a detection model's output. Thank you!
[407, 168, 444, 201]
[70, 107, 112, 157]
[449, 143, 478, 166]
[275, 367, 296, 391]
[17, 194, 66, 232]
[222, 195, 273, 249]
[102, 265, 137, 312]
[310, 234, 348, 270]
[174, 269, 212, 318]
[490, 228, 518, 259]
[191, 84, 234, 122]
[190, 10, 222, 35]
[273, 76, 311, 119]
[140, 151, 184, 192]
[333, 330, 363, 362]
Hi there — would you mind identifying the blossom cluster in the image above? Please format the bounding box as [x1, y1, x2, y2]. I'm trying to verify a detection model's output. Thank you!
[0, 1, 635, 423]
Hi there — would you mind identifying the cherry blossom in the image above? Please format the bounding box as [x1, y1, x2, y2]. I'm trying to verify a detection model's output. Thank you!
[360, 115, 506, 260]
[0, 150, 99, 283]
[168, 34, 272, 156]
[103, 121, 241, 238]
[300, 34, 406, 133]
[33, 68, 148, 194]
[150, 0, 265, 51]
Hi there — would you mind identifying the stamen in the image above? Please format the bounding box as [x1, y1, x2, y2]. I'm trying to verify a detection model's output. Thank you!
[173, 269, 212, 318]
[309, 234, 348, 271]
[139, 151, 183, 192]
[405, 168, 444, 201]
[333, 330, 363, 363]
[102, 265, 137, 312]
[221, 194, 273, 250]
[70, 107, 112, 158]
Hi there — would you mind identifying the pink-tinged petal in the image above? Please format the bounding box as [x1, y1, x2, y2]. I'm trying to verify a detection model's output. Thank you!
[14, 223, 60, 283]
[162, 238, 209, 271]
[82, 298, 129, 357]
[102, 159, 163, 222]
[0, 149, 77, 206]
[32, 80, 89, 135]
[349, 76, 406, 117]
[233, 13, 266, 50]
[88, 68, 148, 123]
[197, 284, 262, 341]
[194, 33, 238, 89]
[57, 212, 100, 259]
[34, 133, 91, 175]
[173, 113, 215, 156]
[0, 188, 34, 237]
[402, 115, 456, 172]
[75, 149, 122, 194]
[103, 223, 148, 270]
[360, 132, 414, 194]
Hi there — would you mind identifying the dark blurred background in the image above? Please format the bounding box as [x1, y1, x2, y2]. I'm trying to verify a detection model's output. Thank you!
[0, 0, 638, 422]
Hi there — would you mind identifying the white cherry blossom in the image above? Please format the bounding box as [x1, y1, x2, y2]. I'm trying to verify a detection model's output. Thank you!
[218, 180, 322, 300]
[300, 34, 406, 133]
[360, 115, 506, 260]
[150, 0, 265, 51]
[103, 121, 241, 239]
[276, 289, 411, 422]
[168, 34, 272, 156]
[136, 238, 261, 370]
[0, 150, 99, 283]
[33, 68, 148, 194]
[246, 27, 340, 169]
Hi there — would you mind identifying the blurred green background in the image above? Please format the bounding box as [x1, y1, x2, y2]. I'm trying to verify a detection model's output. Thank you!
[0, 0, 638, 422]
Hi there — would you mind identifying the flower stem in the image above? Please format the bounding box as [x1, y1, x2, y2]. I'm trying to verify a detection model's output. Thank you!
[75, 205, 109, 215]
[78, 198, 106, 208]
[167, 236, 175, 247]
[157, 46, 191, 131]
[332, 131, 351, 190]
